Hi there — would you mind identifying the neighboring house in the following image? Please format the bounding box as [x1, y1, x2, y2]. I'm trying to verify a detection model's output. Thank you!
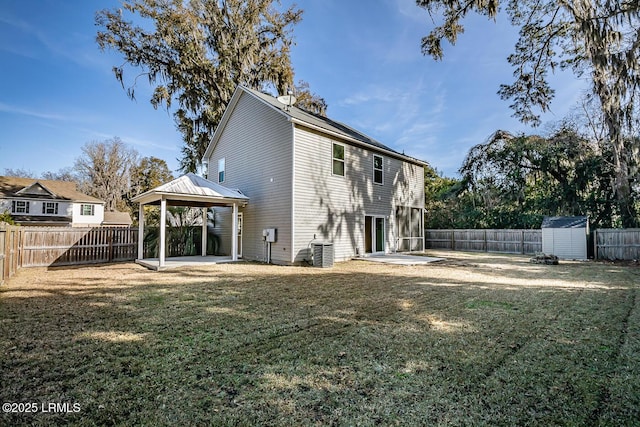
[202, 85, 427, 265]
[0, 176, 105, 227]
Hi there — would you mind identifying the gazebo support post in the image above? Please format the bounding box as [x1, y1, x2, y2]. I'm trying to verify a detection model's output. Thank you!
[137, 203, 144, 260]
[201, 207, 208, 257]
[159, 198, 166, 268]
[231, 203, 238, 261]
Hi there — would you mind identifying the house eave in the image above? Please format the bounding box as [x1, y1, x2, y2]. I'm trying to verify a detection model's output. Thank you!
[3, 196, 104, 205]
[202, 86, 293, 162]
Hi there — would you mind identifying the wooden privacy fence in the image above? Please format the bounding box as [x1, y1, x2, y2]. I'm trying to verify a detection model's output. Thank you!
[594, 229, 640, 260]
[426, 229, 542, 255]
[2, 226, 640, 281]
[0, 225, 21, 284]
[0, 226, 139, 281]
[0, 225, 208, 281]
[19, 227, 138, 267]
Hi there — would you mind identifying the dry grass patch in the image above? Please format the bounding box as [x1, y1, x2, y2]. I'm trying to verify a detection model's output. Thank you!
[1, 251, 639, 426]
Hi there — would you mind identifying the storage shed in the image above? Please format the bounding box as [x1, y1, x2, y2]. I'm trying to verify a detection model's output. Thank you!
[541, 216, 588, 260]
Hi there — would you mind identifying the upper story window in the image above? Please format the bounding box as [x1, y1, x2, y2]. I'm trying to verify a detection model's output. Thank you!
[81, 204, 95, 216]
[42, 202, 59, 215]
[11, 200, 29, 214]
[373, 155, 383, 185]
[332, 143, 345, 176]
[218, 158, 226, 183]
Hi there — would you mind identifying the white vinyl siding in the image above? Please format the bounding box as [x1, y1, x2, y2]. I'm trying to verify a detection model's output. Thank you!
[293, 126, 425, 263]
[71, 203, 104, 226]
[206, 91, 293, 264]
[542, 228, 587, 260]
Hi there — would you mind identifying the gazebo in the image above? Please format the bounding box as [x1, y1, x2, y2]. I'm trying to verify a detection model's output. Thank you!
[131, 173, 249, 270]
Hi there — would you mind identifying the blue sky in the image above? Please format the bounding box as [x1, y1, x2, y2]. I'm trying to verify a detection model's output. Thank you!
[0, 0, 588, 178]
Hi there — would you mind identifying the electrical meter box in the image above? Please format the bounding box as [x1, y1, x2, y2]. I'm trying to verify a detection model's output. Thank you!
[262, 228, 277, 243]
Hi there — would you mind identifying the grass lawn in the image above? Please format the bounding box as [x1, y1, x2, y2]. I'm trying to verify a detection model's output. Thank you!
[1, 251, 640, 426]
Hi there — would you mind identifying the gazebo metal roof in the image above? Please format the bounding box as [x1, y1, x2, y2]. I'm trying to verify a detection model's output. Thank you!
[132, 173, 248, 207]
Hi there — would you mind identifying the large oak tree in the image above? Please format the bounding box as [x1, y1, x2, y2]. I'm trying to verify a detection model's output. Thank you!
[96, 0, 302, 173]
[418, 0, 640, 226]
[460, 126, 616, 228]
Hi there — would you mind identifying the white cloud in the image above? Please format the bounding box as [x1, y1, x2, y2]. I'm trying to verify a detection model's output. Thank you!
[0, 13, 102, 69]
[80, 129, 179, 153]
[0, 102, 73, 121]
[340, 87, 401, 107]
[393, 0, 430, 23]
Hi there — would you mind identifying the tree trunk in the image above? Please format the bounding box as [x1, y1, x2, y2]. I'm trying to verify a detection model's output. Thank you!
[606, 111, 638, 228]
[611, 138, 637, 228]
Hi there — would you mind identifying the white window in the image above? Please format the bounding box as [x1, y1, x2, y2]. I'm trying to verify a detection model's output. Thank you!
[11, 200, 29, 214]
[332, 143, 345, 176]
[373, 154, 383, 185]
[81, 204, 95, 216]
[42, 202, 59, 215]
[218, 158, 226, 183]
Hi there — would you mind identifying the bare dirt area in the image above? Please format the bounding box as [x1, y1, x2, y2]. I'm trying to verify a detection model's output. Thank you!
[1, 251, 639, 426]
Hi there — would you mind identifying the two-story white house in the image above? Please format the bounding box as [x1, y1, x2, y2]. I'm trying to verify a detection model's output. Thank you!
[0, 176, 105, 227]
[202, 86, 427, 265]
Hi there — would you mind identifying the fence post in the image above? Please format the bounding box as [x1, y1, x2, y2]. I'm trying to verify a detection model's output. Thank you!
[1, 226, 6, 284]
[8, 228, 13, 276]
[484, 229, 487, 252]
[521, 230, 525, 255]
[594, 229, 598, 260]
[107, 228, 114, 262]
[20, 228, 26, 268]
[450, 230, 455, 251]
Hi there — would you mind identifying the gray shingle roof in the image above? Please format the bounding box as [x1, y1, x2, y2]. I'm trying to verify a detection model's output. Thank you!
[541, 216, 588, 229]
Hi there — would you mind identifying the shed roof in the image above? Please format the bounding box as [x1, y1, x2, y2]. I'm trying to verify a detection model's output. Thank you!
[131, 173, 249, 207]
[103, 211, 133, 226]
[541, 216, 588, 229]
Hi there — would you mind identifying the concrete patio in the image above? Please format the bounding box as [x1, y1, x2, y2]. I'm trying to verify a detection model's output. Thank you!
[358, 253, 445, 265]
[136, 255, 235, 271]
